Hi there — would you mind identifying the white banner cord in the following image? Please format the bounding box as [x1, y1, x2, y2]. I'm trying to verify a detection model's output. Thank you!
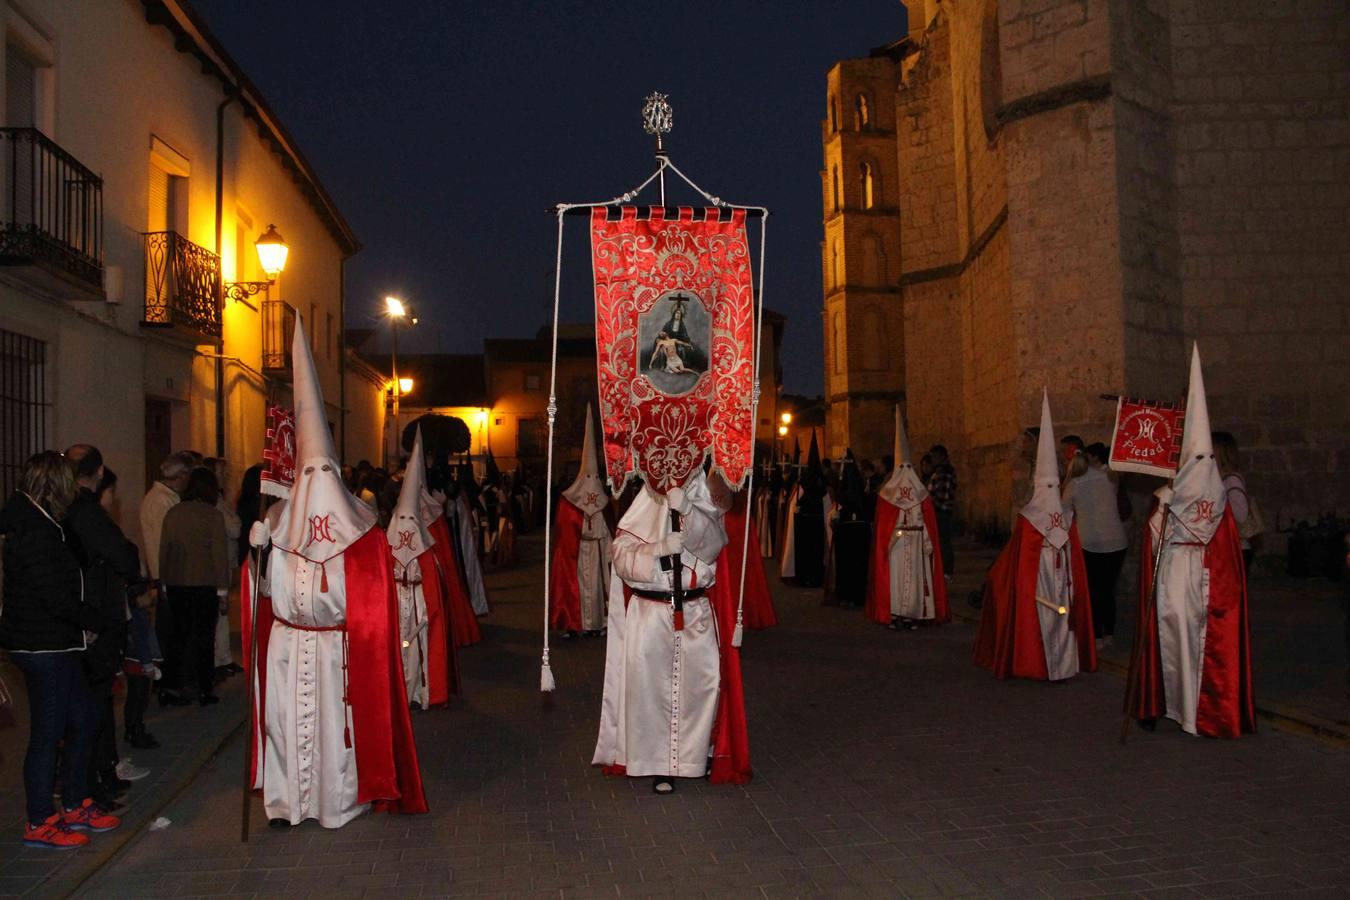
[541, 155, 769, 691]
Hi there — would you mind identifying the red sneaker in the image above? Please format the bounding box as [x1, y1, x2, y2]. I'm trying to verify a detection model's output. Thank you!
[62, 798, 121, 833]
[24, 813, 90, 849]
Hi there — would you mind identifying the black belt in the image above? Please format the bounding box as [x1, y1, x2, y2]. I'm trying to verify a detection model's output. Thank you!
[632, 587, 708, 602]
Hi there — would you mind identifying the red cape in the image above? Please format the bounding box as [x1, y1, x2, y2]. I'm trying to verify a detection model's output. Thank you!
[1124, 506, 1255, 737]
[721, 493, 777, 630]
[863, 496, 948, 625]
[548, 498, 585, 633]
[973, 519, 1097, 680]
[429, 515, 481, 647]
[418, 547, 460, 705]
[242, 528, 427, 814]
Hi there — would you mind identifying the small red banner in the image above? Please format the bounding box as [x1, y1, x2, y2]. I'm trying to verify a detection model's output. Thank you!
[591, 207, 755, 492]
[260, 404, 296, 499]
[1108, 397, 1185, 477]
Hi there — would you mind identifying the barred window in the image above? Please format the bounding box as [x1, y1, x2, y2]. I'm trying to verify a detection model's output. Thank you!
[0, 328, 48, 499]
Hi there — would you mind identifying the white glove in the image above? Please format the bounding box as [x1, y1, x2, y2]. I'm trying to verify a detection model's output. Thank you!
[656, 532, 685, 557]
[666, 487, 690, 514]
[248, 520, 271, 548]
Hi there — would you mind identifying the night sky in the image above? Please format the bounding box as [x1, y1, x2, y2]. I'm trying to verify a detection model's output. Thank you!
[194, 1, 908, 395]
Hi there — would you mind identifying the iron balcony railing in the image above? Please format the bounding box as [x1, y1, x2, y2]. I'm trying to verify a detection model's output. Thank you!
[143, 231, 222, 338]
[262, 299, 297, 376]
[0, 127, 103, 289]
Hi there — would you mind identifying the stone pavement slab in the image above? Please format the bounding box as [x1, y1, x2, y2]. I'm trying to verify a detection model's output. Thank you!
[54, 534, 1350, 898]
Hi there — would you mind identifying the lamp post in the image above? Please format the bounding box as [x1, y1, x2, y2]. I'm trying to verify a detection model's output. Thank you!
[385, 296, 413, 467]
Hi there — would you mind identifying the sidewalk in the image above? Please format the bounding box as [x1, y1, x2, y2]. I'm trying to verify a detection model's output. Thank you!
[945, 537, 1350, 742]
[0, 651, 247, 898]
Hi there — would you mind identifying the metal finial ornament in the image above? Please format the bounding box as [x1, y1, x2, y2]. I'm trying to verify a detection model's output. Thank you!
[642, 92, 673, 150]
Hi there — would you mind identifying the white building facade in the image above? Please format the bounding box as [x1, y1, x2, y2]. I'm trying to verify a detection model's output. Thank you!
[0, 0, 382, 540]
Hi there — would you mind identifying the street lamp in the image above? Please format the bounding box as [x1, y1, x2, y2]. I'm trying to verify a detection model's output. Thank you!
[385, 296, 414, 466]
[225, 224, 290, 303]
[780, 412, 793, 425]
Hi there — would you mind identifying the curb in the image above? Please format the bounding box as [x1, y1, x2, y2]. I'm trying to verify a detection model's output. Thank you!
[38, 718, 245, 899]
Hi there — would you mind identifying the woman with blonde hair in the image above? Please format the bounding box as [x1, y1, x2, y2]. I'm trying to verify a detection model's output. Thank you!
[0, 451, 121, 848]
[1212, 431, 1258, 570]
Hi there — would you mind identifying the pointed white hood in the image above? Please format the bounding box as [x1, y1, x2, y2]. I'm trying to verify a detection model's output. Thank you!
[271, 316, 376, 557]
[388, 427, 435, 568]
[879, 405, 928, 510]
[562, 403, 608, 517]
[412, 434, 444, 522]
[1168, 344, 1225, 544]
[1019, 389, 1072, 548]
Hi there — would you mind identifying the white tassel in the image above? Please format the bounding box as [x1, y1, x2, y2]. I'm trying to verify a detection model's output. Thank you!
[732, 621, 743, 648]
[540, 661, 556, 692]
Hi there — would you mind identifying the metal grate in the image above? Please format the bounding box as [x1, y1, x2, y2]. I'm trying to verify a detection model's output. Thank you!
[0, 328, 47, 500]
[0, 128, 104, 288]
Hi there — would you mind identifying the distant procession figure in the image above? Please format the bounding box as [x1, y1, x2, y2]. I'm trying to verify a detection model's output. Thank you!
[866, 408, 948, 629]
[792, 432, 827, 587]
[1124, 346, 1256, 738]
[243, 319, 425, 830]
[975, 391, 1097, 681]
[550, 404, 614, 637]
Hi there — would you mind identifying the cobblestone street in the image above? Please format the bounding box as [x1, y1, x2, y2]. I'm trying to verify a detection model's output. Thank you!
[61, 535, 1350, 897]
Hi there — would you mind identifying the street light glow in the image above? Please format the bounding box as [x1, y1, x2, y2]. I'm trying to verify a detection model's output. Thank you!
[780, 412, 793, 425]
[385, 296, 406, 318]
[254, 224, 289, 280]
[399, 377, 414, 395]
[778, 425, 788, 437]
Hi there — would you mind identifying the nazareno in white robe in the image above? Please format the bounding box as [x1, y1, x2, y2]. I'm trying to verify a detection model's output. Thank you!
[455, 494, 490, 616]
[593, 474, 728, 778]
[889, 502, 936, 621]
[395, 556, 429, 709]
[578, 510, 612, 633]
[256, 548, 367, 829]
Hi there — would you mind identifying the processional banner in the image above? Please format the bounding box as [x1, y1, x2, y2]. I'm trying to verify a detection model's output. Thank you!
[591, 207, 755, 492]
[1108, 397, 1185, 477]
[260, 404, 296, 499]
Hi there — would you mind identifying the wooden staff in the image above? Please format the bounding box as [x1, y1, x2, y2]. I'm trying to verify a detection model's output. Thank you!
[241, 544, 262, 842]
[1036, 596, 1068, 615]
[1121, 503, 1169, 745]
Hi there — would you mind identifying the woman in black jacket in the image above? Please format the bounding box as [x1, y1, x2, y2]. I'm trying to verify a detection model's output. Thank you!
[0, 451, 120, 848]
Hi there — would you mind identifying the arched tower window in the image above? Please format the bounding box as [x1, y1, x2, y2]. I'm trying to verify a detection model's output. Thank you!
[859, 161, 875, 210]
[830, 95, 839, 133]
[855, 93, 871, 130]
[832, 165, 841, 212]
[830, 238, 842, 288]
[862, 233, 887, 287]
[832, 310, 846, 374]
[861, 306, 887, 371]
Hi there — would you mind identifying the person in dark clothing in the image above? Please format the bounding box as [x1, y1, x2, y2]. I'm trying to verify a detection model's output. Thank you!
[64, 446, 144, 808]
[95, 467, 160, 750]
[158, 468, 230, 706]
[0, 451, 120, 848]
[829, 450, 871, 606]
[926, 444, 957, 580]
[794, 432, 827, 588]
[235, 464, 263, 569]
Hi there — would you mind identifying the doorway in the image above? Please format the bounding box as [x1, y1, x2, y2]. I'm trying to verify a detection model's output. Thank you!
[145, 397, 172, 491]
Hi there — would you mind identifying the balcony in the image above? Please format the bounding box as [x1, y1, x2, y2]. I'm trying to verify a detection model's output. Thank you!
[142, 231, 221, 340]
[262, 299, 297, 378]
[0, 128, 104, 296]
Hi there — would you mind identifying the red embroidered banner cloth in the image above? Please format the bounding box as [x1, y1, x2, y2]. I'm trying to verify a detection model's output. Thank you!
[590, 207, 755, 492]
[1108, 397, 1185, 477]
[261, 404, 296, 499]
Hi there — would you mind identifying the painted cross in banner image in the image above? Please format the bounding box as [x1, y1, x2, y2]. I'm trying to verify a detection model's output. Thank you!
[1108, 397, 1185, 477]
[591, 207, 755, 493]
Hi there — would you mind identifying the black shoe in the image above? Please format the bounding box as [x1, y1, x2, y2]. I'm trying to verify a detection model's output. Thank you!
[125, 728, 161, 750]
[199, 694, 220, 707]
[652, 777, 675, 795]
[268, 818, 292, 829]
[224, 663, 244, 676]
[157, 691, 191, 708]
[1138, 718, 1157, 732]
[90, 790, 127, 814]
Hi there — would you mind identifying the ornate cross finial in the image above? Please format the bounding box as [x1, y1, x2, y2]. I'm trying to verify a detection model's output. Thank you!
[642, 92, 673, 144]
